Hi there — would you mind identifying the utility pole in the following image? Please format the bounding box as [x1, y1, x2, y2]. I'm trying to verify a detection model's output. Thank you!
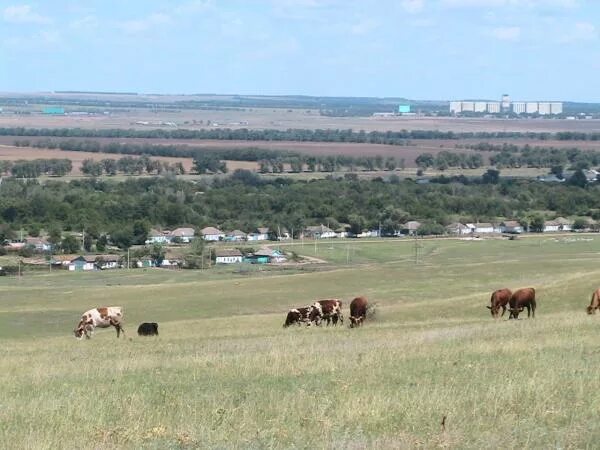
[414, 233, 420, 265]
[127, 248, 130, 269]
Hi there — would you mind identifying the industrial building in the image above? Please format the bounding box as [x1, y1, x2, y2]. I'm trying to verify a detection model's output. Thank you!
[450, 94, 563, 115]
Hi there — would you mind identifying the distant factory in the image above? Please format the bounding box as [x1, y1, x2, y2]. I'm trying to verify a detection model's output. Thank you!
[450, 94, 563, 116]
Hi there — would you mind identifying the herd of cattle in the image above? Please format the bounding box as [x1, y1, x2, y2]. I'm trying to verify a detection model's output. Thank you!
[72, 287, 600, 339]
[283, 296, 369, 328]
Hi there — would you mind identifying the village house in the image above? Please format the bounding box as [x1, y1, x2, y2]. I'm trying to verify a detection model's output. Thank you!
[244, 248, 287, 264]
[170, 227, 196, 243]
[445, 223, 471, 235]
[68, 255, 96, 271]
[215, 249, 244, 264]
[224, 230, 247, 242]
[200, 226, 225, 241]
[95, 255, 121, 270]
[544, 217, 572, 232]
[401, 221, 421, 236]
[466, 223, 498, 234]
[145, 229, 171, 245]
[247, 227, 271, 241]
[24, 237, 52, 252]
[303, 224, 336, 239]
[500, 221, 524, 234]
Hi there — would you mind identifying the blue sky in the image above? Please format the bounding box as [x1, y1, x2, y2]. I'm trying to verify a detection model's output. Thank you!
[0, 0, 599, 101]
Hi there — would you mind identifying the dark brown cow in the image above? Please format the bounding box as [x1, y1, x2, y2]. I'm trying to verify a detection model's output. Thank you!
[587, 288, 600, 315]
[508, 288, 536, 319]
[309, 299, 343, 326]
[283, 306, 313, 327]
[349, 296, 368, 328]
[486, 288, 512, 318]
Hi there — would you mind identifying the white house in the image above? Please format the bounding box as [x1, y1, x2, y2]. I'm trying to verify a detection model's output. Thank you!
[215, 249, 243, 264]
[445, 223, 471, 235]
[466, 223, 497, 234]
[544, 217, 572, 232]
[171, 227, 196, 243]
[247, 227, 270, 241]
[225, 230, 247, 242]
[24, 237, 52, 252]
[303, 225, 336, 239]
[95, 255, 121, 270]
[500, 221, 524, 234]
[200, 226, 225, 241]
[145, 229, 171, 245]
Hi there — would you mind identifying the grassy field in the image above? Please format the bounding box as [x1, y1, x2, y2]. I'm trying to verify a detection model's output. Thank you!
[2, 236, 600, 448]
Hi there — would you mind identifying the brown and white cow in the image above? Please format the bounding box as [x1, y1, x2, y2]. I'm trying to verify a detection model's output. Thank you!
[283, 306, 313, 327]
[74, 306, 125, 339]
[508, 288, 536, 319]
[587, 288, 600, 315]
[349, 296, 368, 328]
[309, 299, 343, 326]
[486, 288, 512, 318]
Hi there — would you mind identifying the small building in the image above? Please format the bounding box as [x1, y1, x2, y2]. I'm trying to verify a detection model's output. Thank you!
[500, 221, 524, 234]
[247, 227, 270, 241]
[224, 230, 247, 242]
[145, 229, 171, 245]
[95, 255, 121, 270]
[171, 227, 196, 243]
[24, 237, 52, 252]
[42, 107, 65, 115]
[200, 227, 225, 241]
[401, 221, 421, 235]
[68, 255, 96, 271]
[543, 217, 572, 232]
[466, 223, 498, 234]
[215, 249, 243, 264]
[244, 248, 287, 264]
[136, 258, 157, 268]
[303, 225, 336, 239]
[445, 223, 471, 235]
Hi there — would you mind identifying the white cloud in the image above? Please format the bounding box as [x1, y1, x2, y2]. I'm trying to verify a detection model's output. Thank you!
[489, 26, 521, 41]
[558, 22, 596, 43]
[441, 0, 578, 8]
[174, 0, 213, 15]
[117, 13, 172, 34]
[401, 0, 425, 14]
[3, 4, 51, 24]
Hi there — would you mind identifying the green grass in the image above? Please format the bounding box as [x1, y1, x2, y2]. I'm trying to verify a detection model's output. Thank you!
[2, 236, 600, 448]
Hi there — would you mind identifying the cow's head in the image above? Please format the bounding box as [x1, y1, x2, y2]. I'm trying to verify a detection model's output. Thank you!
[587, 305, 596, 315]
[486, 305, 501, 318]
[349, 316, 363, 328]
[73, 324, 85, 339]
[508, 307, 524, 319]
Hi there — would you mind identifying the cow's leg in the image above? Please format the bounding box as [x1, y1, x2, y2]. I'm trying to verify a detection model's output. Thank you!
[110, 319, 124, 338]
[500, 305, 506, 317]
[338, 313, 343, 326]
[526, 305, 531, 318]
[531, 301, 536, 318]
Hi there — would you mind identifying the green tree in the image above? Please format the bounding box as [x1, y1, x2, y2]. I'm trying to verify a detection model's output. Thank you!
[61, 235, 81, 253]
[529, 215, 545, 233]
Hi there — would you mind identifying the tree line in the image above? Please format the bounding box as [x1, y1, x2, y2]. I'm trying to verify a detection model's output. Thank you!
[4, 126, 592, 142]
[462, 142, 600, 169]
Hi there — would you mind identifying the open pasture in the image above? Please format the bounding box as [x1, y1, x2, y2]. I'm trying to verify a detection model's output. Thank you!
[2, 236, 600, 448]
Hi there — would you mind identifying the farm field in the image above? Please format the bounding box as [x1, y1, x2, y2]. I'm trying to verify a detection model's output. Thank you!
[3, 107, 600, 133]
[2, 236, 600, 448]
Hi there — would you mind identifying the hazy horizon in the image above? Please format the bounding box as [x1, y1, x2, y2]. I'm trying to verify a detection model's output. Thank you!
[1, 0, 599, 102]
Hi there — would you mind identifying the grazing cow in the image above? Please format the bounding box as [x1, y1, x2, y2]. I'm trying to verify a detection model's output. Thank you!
[309, 299, 343, 326]
[137, 322, 159, 336]
[587, 288, 600, 315]
[486, 288, 512, 318]
[349, 296, 368, 328]
[508, 288, 536, 319]
[283, 306, 313, 327]
[74, 306, 124, 339]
